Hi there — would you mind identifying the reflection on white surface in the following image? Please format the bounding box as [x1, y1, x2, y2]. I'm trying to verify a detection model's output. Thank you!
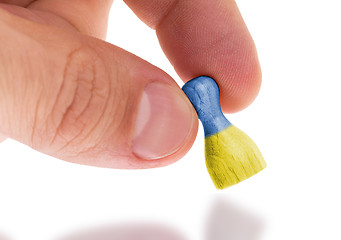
[55, 197, 263, 240]
[58, 224, 186, 240]
[205, 198, 263, 240]
[0, 233, 11, 240]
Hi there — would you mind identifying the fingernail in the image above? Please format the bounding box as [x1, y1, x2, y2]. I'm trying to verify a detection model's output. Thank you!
[132, 82, 195, 160]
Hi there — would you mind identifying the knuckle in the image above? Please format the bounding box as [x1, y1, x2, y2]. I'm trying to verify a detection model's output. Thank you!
[47, 46, 111, 152]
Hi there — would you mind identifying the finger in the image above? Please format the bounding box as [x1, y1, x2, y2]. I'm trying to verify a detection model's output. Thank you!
[0, 133, 7, 143]
[0, 0, 34, 6]
[124, 0, 262, 113]
[27, 0, 114, 39]
[0, 9, 197, 168]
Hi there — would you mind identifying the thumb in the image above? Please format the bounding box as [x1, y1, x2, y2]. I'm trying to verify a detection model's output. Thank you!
[0, 10, 197, 168]
[0, 133, 6, 143]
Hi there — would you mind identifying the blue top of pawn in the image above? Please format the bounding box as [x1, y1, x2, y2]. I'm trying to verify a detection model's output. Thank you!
[182, 76, 231, 137]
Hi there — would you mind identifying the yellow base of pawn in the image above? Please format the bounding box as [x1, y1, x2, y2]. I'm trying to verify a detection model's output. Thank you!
[205, 125, 266, 189]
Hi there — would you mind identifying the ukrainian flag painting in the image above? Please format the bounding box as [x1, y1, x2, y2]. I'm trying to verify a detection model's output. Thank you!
[182, 76, 266, 189]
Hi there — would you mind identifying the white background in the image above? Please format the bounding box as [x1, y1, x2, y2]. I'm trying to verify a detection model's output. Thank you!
[1, 0, 341, 239]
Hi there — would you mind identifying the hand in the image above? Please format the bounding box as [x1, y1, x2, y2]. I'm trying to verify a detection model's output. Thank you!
[0, 0, 261, 168]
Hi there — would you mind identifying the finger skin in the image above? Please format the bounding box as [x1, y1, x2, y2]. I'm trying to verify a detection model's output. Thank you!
[125, 0, 262, 113]
[0, 0, 34, 6]
[0, 8, 198, 169]
[0, 133, 6, 143]
[28, 0, 114, 39]
[0, 0, 113, 39]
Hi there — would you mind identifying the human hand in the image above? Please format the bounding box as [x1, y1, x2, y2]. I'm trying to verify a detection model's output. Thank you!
[0, 0, 261, 168]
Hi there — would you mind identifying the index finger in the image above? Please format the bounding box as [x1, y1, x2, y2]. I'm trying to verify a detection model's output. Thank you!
[124, 0, 261, 113]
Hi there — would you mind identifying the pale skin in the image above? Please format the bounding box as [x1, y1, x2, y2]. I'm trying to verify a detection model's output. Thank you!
[0, 0, 261, 169]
